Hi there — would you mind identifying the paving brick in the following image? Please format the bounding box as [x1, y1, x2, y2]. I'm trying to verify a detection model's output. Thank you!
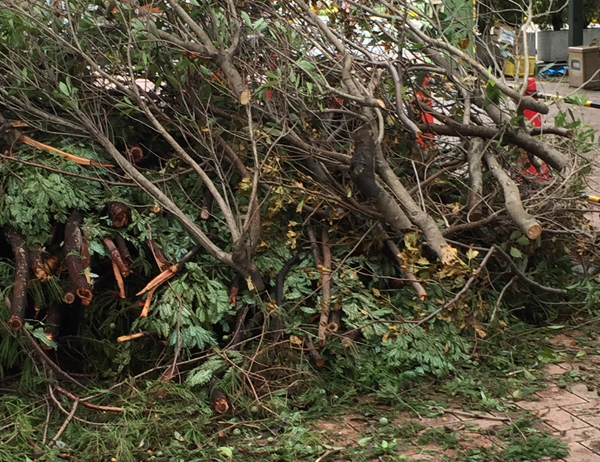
[585, 355, 600, 365]
[581, 439, 600, 453]
[516, 391, 587, 411]
[461, 418, 506, 431]
[515, 400, 554, 411]
[544, 364, 568, 375]
[570, 383, 599, 402]
[542, 408, 589, 432]
[416, 414, 461, 428]
[576, 414, 600, 429]
[553, 427, 600, 443]
[459, 431, 495, 449]
[457, 412, 509, 431]
[564, 442, 600, 462]
[550, 334, 578, 347]
[535, 386, 588, 406]
[563, 402, 600, 428]
[558, 362, 580, 371]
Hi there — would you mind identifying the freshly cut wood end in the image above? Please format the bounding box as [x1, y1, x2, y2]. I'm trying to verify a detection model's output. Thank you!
[328, 322, 340, 333]
[527, 224, 542, 240]
[239, 89, 251, 105]
[7, 315, 23, 331]
[128, 145, 144, 163]
[76, 287, 93, 305]
[214, 398, 229, 414]
[63, 292, 76, 304]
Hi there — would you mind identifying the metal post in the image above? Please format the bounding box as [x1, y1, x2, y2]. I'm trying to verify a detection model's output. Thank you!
[569, 0, 584, 47]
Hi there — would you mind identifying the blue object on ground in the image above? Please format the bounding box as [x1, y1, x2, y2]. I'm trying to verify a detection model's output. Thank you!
[539, 65, 568, 77]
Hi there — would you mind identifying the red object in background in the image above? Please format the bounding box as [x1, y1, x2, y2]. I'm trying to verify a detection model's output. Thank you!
[521, 77, 551, 181]
[416, 75, 435, 148]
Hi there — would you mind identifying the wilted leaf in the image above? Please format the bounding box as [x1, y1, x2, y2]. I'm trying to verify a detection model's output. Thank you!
[466, 247, 479, 261]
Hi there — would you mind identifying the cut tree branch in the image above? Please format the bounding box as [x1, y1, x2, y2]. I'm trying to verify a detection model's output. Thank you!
[5, 228, 29, 330]
[483, 151, 542, 239]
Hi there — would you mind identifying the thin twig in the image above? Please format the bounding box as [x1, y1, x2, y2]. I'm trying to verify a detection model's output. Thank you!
[49, 397, 78, 447]
[54, 385, 123, 413]
[492, 245, 568, 295]
[490, 276, 517, 322]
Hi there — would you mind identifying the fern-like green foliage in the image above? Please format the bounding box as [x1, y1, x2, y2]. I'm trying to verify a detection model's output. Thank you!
[0, 149, 108, 244]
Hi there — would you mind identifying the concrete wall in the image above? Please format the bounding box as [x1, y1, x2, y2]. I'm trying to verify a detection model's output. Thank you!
[537, 29, 600, 62]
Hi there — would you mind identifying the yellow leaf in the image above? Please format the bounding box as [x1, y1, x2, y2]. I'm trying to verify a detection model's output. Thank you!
[466, 247, 479, 261]
[372, 287, 381, 297]
[289, 335, 303, 346]
[440, 245, 460, 266]
[475, 325, 487, 338]
[376, 98, 386, 108]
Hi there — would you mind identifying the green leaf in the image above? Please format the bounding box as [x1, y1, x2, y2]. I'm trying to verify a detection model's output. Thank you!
[59, 81, 70, 96]
[296, 59, 315, 71]
[218, 447, 233, 459]
[510, 247, 522, 258]
[510, 230, 522, 240]
[241, 10, 251, 27]
[516, 236, 530, 246]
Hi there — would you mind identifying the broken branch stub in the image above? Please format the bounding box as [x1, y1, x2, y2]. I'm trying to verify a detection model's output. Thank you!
[103, 237, 131, 277]
[64, 211, 92, 306]
[42, 304, 63, 349]
[107, 201, 130, 228]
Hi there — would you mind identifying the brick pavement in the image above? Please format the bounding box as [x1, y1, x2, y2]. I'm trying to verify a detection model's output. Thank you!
[513, 361, 600, 462]
[404, 357, 600, 461]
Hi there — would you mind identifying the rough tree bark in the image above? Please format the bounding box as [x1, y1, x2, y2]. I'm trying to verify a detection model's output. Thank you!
[64, 211, 92, 306]
[5, 228, 29, 330]
[467, 138, 486, 221]
[350, 127, 412, 231]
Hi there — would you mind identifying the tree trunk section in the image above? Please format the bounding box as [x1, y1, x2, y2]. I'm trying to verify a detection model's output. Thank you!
[467, 138, 485, 221]
[350, 127, 412, 231]
[6, 228, 29, 330]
